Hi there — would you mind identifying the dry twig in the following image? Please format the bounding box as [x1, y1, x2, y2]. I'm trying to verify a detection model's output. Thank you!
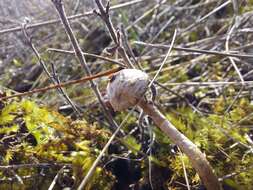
[51, 0, 120, 130]
[21, 22, 80, 116]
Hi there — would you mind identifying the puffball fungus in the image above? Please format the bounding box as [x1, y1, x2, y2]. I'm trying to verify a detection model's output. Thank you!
[106, 69, 149, 111]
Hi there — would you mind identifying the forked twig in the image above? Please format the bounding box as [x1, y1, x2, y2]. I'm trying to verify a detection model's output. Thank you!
[94, 0, 135, 68]
[21, 22, 80, 116]
[51, 0, 120, 131]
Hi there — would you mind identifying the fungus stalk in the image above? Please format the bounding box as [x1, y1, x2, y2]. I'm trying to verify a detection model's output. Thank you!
[107, 69, 221, 190]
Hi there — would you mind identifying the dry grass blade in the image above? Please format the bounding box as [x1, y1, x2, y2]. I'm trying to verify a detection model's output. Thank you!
[134, 41, 253, 59]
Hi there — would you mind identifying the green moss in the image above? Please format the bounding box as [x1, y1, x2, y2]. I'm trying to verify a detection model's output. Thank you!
[0, 100, 114, 189]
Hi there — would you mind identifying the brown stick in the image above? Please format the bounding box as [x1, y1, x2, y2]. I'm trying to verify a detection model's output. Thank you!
[0, 67, 123, 101]
[139, 101, 222, 190]
[51, 0, 123, 132]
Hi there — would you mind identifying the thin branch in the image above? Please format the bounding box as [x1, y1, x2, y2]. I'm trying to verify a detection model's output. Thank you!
[51, 0, 120, 131]
[0, 67, 123, 101]
[219, 165, 253, 181]
[10, 170, 24, 186]
[120, 25, 142, 69]
[138, 16, 175, 57]
[164, 81, 253, 86]
[48, 166, 65, 190]
[50, 62, 81, 115]
[180, 0, 231, 34]
[94, 0, 135, 68]
[225, 22, 244, 83]
[47, 48, 125, 67]
[125, 0, 167, 31]
[0, 163, 68, 170]
[77, 104, 137, 190]
[222, 12, 245, 130]
[134, 41, 253, 59]
[0, 0, 144, 35]
[179, 149, 191, 190]
[21, 22, 80, 116]
[149, 29, 177, 85]
[231, 0, 239, 15]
